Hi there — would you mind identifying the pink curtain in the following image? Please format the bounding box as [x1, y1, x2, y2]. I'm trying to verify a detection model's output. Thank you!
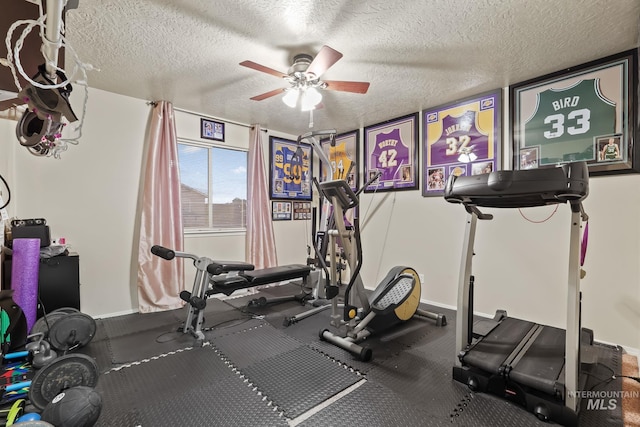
[246, 125, 278, 269]
[137, 101, 184, 313]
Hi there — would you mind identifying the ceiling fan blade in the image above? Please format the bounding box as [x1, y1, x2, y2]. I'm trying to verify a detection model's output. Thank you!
[0, 97, 23, 112]
[250, 88, 285, 101]
[240, 60, 288, 78]
[305, 45, 343, 78]
[323, 80, 370, 94]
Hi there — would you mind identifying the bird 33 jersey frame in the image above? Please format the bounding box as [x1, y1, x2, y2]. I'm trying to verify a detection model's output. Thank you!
[510, 48, 639, 176]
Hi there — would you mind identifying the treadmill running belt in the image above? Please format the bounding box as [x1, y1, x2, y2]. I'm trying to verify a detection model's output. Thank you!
[508, 325, 566, 395]
[463, 317, 535, 374]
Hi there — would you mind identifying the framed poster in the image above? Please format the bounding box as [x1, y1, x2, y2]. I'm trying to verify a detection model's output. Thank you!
[269, 136, 313, 200]
[423, 90, 501, 197]
[272, 201, 292, 221]
[510, 48, 638, 175]
[200, 118, 225, 142]
[363, 113, 419, 193]
[320, 130, 360, 191]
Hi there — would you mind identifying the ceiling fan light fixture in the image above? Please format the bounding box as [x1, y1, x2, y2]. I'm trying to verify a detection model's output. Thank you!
[300, 87, 322, 111]
[282, 89, 299, 108]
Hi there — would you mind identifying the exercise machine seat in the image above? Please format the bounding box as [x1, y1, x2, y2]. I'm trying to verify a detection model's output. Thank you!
[208, 264, 311, 296]
[243, 264, 311, 286]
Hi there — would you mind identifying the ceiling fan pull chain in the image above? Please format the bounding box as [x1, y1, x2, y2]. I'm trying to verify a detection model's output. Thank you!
[308, 108, 314, 128]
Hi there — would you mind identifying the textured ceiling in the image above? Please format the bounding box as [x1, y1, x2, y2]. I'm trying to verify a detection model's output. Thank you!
[61, 0, 640, 136]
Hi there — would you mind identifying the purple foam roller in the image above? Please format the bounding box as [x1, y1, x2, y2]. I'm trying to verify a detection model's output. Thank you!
[11, 238, 40, 332]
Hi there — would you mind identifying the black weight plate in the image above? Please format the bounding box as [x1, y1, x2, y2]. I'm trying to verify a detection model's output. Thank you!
[30, 312, 68, 338]
[49, 307, 81, 314]
[28, 354, 99, 411]
[47, 313, 97, 351]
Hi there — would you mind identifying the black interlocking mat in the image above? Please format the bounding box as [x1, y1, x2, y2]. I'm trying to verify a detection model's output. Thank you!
[298, 380, 439, 427]
[242, 345, 363, 419]
[210, 321, 304, 369]
[199, 297, 257, 329]
[365, 346, 547, 426]
[94, 344, 287, 427]
[91, 318, 109, 342]
[99, 308, 183, 340]
[105, 299, 257, 363]
[80, 338, 113, 373]
[91, 289, 628, 427]
[203, 316, 267, 340]
[107, 324, 196, 364]
[134, 371, 289, 427]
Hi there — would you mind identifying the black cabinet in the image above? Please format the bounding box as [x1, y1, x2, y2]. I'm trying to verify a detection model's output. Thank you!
[2, 253, 81, 317]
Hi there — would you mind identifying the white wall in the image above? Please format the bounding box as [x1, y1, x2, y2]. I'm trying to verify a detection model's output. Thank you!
[1, 88, 149, 317]
[357, 175, 640, 351]
[1, 88, 638, 352]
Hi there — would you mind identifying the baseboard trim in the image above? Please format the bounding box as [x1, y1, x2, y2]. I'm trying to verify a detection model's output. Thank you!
[95, 308, 138, 319]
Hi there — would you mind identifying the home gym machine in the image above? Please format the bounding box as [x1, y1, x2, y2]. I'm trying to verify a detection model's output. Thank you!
[444, 162, 591, 426]
[151, 246, 311, 341]
[298, 130, 445, 362]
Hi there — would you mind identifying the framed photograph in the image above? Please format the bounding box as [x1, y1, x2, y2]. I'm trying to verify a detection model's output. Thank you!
[269, 136, 313, 200]
[423, 90, 502, 197]
[364, 113, 419, 193]
[320, 130, 360, 191]
[200, 118, 225, 142]
[271, 201, 292, 221]
[510, 48, 638, 175]
[293, 202, 311, 220]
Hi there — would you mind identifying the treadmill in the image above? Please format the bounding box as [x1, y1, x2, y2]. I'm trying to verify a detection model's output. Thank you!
[444, 162, 591, 426]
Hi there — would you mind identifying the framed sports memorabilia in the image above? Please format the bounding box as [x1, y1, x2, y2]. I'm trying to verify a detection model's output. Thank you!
[363, 113, 419, 193]
[271, 201, 292, 221]
[200, 118, 225, 142]
[293, 202, 312, 220]
[510, 49, 638, 175]
[320, 130, 359, 191]
[423, 90, 502, 197]
[269, 136, 313, 200]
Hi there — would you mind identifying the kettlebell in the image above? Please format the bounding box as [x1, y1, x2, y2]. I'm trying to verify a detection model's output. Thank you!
[32, 340, 57, 369]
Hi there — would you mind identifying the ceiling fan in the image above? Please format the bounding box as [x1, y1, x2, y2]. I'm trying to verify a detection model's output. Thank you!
[240, 45, 370, 111]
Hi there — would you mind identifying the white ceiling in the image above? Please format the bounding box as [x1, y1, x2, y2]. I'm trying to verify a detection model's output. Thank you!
[63, 0, 640, 136]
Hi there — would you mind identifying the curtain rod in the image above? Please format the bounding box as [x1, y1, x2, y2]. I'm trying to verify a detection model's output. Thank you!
[149, 103, 267, 132]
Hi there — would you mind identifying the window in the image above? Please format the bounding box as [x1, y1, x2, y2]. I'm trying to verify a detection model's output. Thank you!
[177, 141, 247, 231]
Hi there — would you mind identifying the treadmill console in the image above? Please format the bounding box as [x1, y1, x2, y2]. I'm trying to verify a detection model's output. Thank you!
[444, 162, 589, 208]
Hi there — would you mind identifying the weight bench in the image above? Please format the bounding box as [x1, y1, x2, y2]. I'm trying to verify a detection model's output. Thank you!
[150, 245, 311, 340]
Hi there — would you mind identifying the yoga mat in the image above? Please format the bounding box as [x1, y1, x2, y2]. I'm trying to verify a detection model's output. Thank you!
[10, 238, 40, 332]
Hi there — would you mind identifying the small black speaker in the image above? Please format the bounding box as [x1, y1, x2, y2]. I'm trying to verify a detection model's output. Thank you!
[11, 224, 51, 247]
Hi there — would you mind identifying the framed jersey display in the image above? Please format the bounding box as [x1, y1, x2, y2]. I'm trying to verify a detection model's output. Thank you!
[510, 48, 638, 176]
[320, 130, 359, 191]
[269, 136, 313, 200]
[363, 113, 419, 193]
[422, 90, 502, 197]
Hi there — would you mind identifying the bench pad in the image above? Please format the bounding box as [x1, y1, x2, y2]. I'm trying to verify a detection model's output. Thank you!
[243, 264, 311, 285]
